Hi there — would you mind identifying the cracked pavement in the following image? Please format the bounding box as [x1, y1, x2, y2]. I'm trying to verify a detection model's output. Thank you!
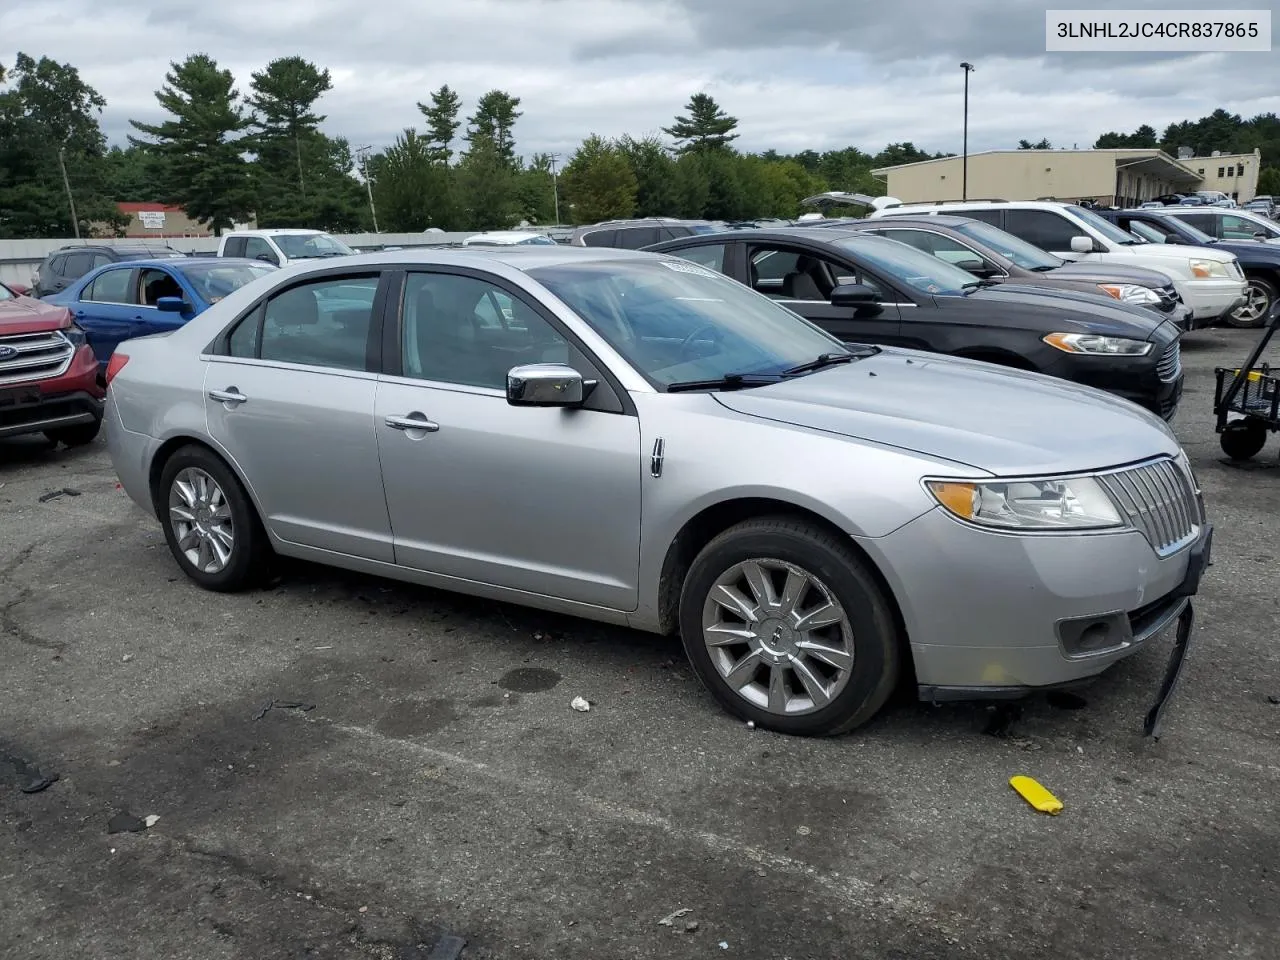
[1, 327, 1278, 959]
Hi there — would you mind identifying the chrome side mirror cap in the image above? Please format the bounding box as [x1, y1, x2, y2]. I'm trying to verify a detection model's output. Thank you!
[506, 363, 587, 407]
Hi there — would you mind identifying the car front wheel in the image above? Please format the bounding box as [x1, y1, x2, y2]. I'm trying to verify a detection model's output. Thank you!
[1227, 276, 1277, 328]
[158, 445, 270, 591]
[679, 516, 902, 736]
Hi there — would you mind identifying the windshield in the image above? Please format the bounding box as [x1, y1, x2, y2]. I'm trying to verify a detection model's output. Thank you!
[527, 258, 848, 388]
[1067, 205, 1144, 244]
[273, 233, 354, 258]
[519, 235, 557, 245]
[951, 220, 1063, 269]
[0, 283, 14, 301]
[833, 234, 977, 296]
[177, 262, 277, 302]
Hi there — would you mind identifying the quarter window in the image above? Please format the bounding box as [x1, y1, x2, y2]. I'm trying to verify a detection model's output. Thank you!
[400, 272, 570, 390]
[84, 268, 133, 304]
[671, 243, 728, 273]
[256, 275, 379, 370]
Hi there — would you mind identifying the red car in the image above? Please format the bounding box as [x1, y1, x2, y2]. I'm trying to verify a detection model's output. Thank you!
[0, 280, 105, 447]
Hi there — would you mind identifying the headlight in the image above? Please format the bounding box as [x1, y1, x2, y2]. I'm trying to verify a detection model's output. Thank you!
[62, 323, 87, 346]
[1096, 283, 1160, 305]
[926, 477, 1124, 530]
[1189, 259, 1228, 278]
[1042, 332, 1152, 355]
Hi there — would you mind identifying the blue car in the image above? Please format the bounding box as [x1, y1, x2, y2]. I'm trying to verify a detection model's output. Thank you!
[43, 257, 277, 369]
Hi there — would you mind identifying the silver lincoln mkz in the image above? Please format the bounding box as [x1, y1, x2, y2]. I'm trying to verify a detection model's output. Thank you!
[104, 246, 1211, 736]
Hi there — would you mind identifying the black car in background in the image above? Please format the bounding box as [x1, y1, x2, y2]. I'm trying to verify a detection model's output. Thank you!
[644, 228, 1184, 419]
[33, 243, 188, 297]
[820, 214, 1194, 330]
[1094, 208, 1280, 327]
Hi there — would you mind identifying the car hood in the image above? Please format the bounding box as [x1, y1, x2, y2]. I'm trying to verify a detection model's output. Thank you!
[937, 284, 1164, 338]
[1200, 239, 1280, 264]
[713, 350, 1179, 476]
[0, 296, 71, 334]
[1108, 243, 1236, 263]
[1044, 261, 1176, 288]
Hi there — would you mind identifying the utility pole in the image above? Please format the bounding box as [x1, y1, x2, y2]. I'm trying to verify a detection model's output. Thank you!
[960, 62, 974, 201]
[548, 153, 561, 225]
[355, 145, 379, 233]
[58, 146, 81, 239]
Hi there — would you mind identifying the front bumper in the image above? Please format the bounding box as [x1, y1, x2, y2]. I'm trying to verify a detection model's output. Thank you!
[1039, 347, 1182, 421]
[1174, 276, 1248, 320]
[0, 345, 105, 440]
[858, 506, 1209, 693]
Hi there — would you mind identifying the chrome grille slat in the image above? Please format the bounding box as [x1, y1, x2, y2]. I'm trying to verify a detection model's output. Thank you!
[1099, 458, 1199, 556]
[1156, 341, 1181, 382]
[0, 330, 75, 385]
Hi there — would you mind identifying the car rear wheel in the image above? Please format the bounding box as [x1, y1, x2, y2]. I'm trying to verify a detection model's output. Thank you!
[45, 421, 101, 447]
[678, 516, 901, 736]
[158, 445, 270, 591]
[1226, 276, 1277, 328]
[1220, 418, 1268, 460]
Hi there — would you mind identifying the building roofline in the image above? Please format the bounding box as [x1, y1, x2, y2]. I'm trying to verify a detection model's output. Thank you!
[871, 147, 1202, 177]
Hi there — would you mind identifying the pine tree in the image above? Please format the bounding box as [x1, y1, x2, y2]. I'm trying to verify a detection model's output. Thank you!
[418, 84, 462, 165]
[663, 93, 739, 154]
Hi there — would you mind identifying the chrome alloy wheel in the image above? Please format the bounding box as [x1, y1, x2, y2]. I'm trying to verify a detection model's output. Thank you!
[701, 558, 855, 716]
[1230, 281, 1271, 326]
[168, 467, 235, 574]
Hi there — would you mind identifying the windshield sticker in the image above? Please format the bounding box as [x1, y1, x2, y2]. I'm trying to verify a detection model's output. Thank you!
[660, 260, 718, 279]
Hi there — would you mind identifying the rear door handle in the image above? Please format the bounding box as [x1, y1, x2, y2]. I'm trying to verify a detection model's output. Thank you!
[209, 388, 248, 405]
[385, 413, 439, 433]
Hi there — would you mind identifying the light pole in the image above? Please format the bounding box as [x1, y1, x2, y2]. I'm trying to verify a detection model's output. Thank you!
[960, 62, 975, 201]
[548, 153, 561, 225]
[355, 145, 379, 233]
[57, 145, 81, 239]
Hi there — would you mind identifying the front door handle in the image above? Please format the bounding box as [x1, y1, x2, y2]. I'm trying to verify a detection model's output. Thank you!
[385, 413, 439, 433]
[209, 388, 248, 405]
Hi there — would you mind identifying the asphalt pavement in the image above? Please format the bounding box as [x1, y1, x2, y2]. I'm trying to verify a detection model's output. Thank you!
[2, 326, 1278, 960]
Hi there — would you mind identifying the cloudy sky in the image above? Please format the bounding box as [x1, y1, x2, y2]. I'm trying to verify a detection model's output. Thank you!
[3, 0, 1277, 160]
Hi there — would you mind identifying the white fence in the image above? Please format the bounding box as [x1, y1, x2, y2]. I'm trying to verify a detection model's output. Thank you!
[0, 230, 556, 288]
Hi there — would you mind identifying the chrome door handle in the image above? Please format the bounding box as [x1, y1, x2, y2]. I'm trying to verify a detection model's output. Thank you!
[385, 413, 439, 432]
[209, 388, 248, 404]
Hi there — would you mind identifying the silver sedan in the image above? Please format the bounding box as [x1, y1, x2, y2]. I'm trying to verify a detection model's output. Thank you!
[105, 247, 1211, 736]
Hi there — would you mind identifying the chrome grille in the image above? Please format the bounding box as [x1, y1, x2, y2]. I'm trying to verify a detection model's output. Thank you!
[1099, 458, 1200, 556]
[1155, 284, 1181, 312]
[1155, 340, 1181, 382]
[0, 330, 75, 385]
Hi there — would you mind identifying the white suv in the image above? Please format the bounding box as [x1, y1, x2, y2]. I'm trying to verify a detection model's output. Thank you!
[870, 200, 1248, 325]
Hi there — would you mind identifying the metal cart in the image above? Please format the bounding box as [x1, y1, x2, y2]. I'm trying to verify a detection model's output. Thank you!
[1214, 301, 1280, 460]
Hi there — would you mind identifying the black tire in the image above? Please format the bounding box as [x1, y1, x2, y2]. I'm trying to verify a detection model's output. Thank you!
[1226, 276, 1278, 329]
[45, 420, 101, 447]
[1220, 419, 1268, 460]
[678, 516, 902, 737]
[157, 444, 271, 592]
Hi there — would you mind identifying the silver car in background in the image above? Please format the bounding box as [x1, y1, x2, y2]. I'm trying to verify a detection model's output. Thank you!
[104, 247, 1212, 736]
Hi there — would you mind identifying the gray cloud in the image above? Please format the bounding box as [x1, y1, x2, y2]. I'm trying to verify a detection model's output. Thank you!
[2, 0, 1276, 163]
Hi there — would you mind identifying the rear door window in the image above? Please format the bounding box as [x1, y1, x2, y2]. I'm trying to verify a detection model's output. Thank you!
[83, 267, 133, 304]
[616, 227, 663, 249]
[63, 252, 95, 279]
[957, 209, 1004, 228]
[580, 229, 618, 248]
[669, 243, 728, 273]
[224, 237, 248, 257]
[1176, 213, 1219, 237]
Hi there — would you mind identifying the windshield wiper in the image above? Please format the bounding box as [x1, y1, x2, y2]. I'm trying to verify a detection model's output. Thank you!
[665, 373, 783, 393]
[1028, 264, 1057, 272]
[782, 348, 879, 376]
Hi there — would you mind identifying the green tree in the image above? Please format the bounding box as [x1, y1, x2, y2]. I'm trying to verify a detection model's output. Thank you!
[1094, 125, 1157, 149]
[102, 145, 170, 201]
[671, 152, 711, 218]
[370, 128, 451, 231]
[561, 134, 637, 223]
[1018, 138, 1052, 149]
[873, 142, 940, 167]
[617, 135, 679, 217]
[418, 84, 462, 164]
[247, 56, 332, 197]
[1258, 167, 1280, 197]
[129, 54, 254, 234]
[456, 134, 519, 229]
[466, 90, 522, 167]
[515, 153, 557, 224]
[663, 93, 739, 154]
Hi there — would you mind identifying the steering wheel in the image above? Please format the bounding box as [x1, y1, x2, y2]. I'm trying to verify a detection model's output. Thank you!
[679, 323, 721, 357]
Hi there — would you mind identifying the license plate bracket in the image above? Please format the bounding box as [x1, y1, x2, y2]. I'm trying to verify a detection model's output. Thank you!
[0, 385, 42, 409]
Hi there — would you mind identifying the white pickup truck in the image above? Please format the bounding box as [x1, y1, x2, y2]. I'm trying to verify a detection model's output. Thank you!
[216, 229, 355, 268]
[870, 200, 1249, 325]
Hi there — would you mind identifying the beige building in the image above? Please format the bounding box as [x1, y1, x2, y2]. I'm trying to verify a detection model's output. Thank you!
[872, 148, 1262, 207]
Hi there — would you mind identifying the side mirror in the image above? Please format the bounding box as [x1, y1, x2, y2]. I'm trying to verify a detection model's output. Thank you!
[954, 258, 998, 277]
[506, 363, 587, 407]
[156, 296, 188, 313]
[256, 253, 279, 265]
[1254, 231, 1269, 240]
[1070, 235, 1094, 253]
[830, 282, 880, 307]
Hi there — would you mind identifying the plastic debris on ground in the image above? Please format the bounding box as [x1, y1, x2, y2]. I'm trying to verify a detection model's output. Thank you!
[657, 908, 692, 927]
[1009, 775, 1063, 815]
[143, 814, 160, 828]
[107, 812, 148, 834]
[570, 696, 591, 713]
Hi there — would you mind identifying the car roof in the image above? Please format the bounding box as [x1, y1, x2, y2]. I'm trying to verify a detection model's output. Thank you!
[225, 228, 325, 236]
[841, 214, 981, 228]
[654, 227, 868, 245]
[282, 245, 662, 273]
